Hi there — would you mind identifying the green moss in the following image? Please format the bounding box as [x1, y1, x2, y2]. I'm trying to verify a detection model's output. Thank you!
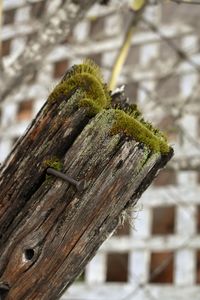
[47, 59, 170, 154]
[111, 109, 170, 154]
[48, 60, 111, 114]
[75, 271, 85, 282]
[43, 156, 63, 171]
[124, 103, 143, 119]
[124, 103, 167, 141]
[43, 156, 63, 181]
[63, 59, 103, 83]
[79, 98, 102, 116]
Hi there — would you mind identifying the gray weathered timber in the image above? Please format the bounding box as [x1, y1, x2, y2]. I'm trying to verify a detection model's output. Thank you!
[0, 89, 89, 246]
[0, 92, 173, 299]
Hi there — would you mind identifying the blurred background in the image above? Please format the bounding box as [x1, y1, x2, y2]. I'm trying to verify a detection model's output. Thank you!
[1, 0, 200, 299]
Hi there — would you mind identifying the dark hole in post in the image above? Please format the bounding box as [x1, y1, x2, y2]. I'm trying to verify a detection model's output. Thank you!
[0, 283, 9, 300]
[24, 248, 35, 260]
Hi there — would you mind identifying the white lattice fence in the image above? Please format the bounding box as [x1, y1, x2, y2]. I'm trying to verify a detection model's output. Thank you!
[1, 1, 200, 299]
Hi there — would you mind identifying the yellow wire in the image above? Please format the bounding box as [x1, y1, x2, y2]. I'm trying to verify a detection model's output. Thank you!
[108, 0, 147, 90]
[108, 20, 136, 90]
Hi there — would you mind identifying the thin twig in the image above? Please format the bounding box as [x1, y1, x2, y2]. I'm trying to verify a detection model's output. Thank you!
[108, 2, 147, 90]
[0, 0, 2, 59]
[171, 0, 200, 4]
[142, 16, 200, 73]
[1, 0, 101, 103]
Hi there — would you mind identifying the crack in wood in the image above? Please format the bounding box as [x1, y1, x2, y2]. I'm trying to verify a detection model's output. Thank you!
[0, 90, 173, 299]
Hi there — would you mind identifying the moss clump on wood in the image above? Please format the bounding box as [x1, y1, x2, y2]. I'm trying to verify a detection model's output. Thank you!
[43, 157, 63, 181]
[43, 157, 63, 171]
[48, 59, 111, 114]
[48, 59, 170, 154]
[111, 109, 169, 154]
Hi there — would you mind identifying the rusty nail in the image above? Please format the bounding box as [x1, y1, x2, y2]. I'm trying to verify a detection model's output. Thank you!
[46, 168, 85, 192]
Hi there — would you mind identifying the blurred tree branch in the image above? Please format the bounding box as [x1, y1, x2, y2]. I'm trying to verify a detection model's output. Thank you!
[171, 0, 200, 4]
[108, 0, 147, 90]
[0, 0, 3, 72]
[0, 0, 101, 103]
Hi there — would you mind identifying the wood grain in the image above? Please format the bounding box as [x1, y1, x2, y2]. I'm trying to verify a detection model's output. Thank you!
[0, 91, 173, 300]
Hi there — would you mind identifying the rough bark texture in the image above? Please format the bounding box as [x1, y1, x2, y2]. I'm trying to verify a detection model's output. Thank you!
[0, 88, 173, 300]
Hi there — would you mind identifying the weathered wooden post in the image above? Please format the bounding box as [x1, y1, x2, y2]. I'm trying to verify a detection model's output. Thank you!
[0, 61, 173, 300]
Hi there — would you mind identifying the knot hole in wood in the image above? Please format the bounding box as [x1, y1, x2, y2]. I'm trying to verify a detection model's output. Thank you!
[24, 248, 35, 261]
